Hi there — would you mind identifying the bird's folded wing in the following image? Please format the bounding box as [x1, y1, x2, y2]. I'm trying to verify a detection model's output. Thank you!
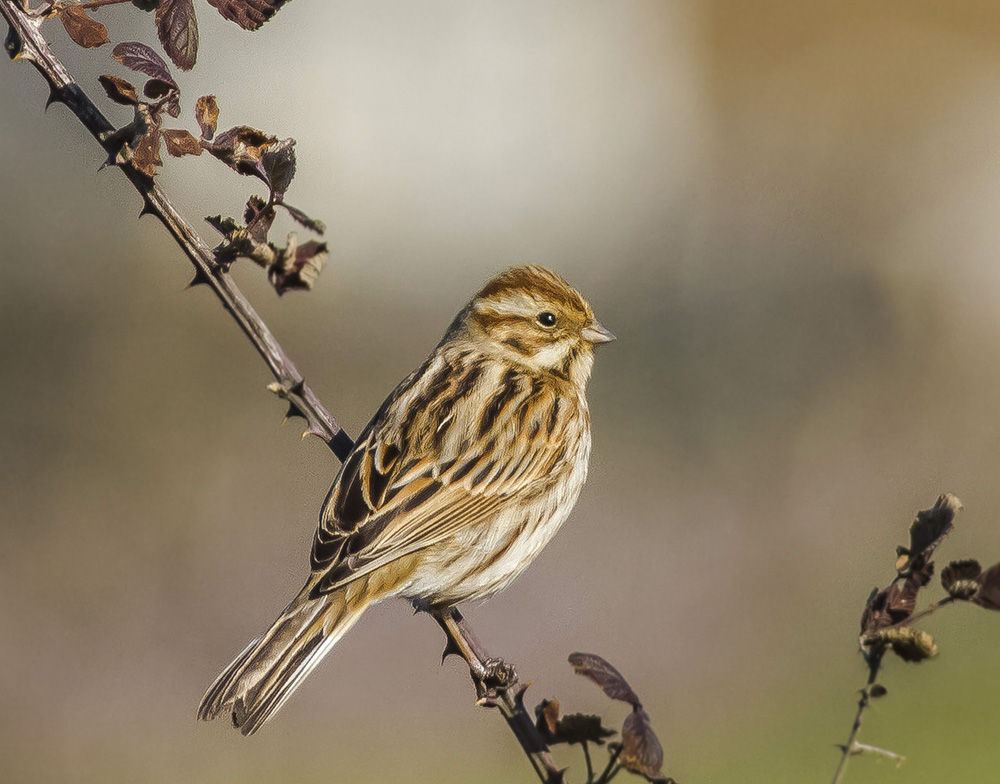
[309, 389, 566, 597]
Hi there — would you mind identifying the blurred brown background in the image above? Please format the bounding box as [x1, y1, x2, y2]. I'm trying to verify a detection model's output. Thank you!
[3, 1, 1000, 782]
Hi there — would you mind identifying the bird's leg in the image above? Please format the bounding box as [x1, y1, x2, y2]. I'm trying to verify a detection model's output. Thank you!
[429, 605, 518, 704]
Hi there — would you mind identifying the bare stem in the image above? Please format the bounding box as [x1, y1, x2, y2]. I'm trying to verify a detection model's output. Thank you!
[1, 3, 562, 781]
[433, 607, 563, 783]
[596, 745, 623, 784]
[831, 645, 885, 784]
[581, 741, 594, 783]
[894, 596, 956, 629]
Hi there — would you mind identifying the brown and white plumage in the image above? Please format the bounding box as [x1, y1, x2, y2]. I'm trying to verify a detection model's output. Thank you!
[198, 265, 614, 735]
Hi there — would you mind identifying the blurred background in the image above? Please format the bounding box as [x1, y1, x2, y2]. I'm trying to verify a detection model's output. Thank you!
[3, 1, 1000, 782]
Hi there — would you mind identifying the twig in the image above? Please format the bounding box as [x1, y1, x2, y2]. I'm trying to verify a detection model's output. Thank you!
[74, 0, 135, 10]
[434, 607, 563, 783]
[596, 744, 623, 784]
[850, 742, 905, 767]
[831, 645, 885, 784]
[893, 596, 956, 629]
[0, 3, 559, 781]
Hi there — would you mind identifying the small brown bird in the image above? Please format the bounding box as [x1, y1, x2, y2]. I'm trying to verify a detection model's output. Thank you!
[198, 265, 614, 734]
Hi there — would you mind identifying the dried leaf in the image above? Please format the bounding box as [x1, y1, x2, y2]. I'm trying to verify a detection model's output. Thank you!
[207, 125, 276, 181]
[156, 0, 199, 71]
[621, 707, 666, 782]
[280, 201, 326, 235]
[974, 562, 1000, 611]
[244, 194, 275, 242]
[262, 137, 296, 198]
[130, 125, 163, 177]
[206, 0, 291, 30]
[875, 627, 938, 662]
[895, 493, 961, 576]
[98, 75, 140, 105]
[162, 128, 202, 157]
[59, 7, 110, 49]
[143, 78, 175, 100]
[195, 95, 219, 140]
[861, 572, 925, 637]
[112, 42, 176, 88]
[556, 713, 617, 746]
[268, 237, 327, 295]
[941, 559, 982, 600]
[535, 698, 561, 738]
[568, 652, 641, 708]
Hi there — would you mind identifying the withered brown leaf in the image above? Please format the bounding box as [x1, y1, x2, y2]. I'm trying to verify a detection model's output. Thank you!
[622, 707, 667, 782]
[162, 128, 203, 157]
[130, 124, 163, 177]
[98, 75, 140, 106]
[262, 138, 296, 198]
[568, 652, 641, 707]
[206, 0, 292, 31]
[535, 698, 561, 738]
[554, 713, 617, 746]
[156, 0, 199, 71]
[280, 202, 325, 235]
[941, 559, 982, 600]
[59, 7, 110, 49]
[244, 195, 275, 242]
[875, 627, 938, 662]
[860, 562, 930, 638]
[973, 562, 1000, 611]
[207, 125, 277, 181]
[895, 493, 961, 576]
[268, 238, 327, 295]
[196, 95, 219, 140]
[112, 42, 176, 88]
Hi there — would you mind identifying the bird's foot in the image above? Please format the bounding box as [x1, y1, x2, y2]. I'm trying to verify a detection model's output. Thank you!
[474, 657, 518, 706]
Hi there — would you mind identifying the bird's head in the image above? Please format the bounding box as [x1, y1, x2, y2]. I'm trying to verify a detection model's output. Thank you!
[451, 265, 614, 382]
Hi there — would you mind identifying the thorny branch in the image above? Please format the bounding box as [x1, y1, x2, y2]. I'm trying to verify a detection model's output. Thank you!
[0, 1, 560, 780]
[2, 0, 352, 459]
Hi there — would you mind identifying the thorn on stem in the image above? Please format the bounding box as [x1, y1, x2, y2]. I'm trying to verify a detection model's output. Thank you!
[440, 637, 463, 665]
[45, 86, 63, 110]
[185, 268, 211, 289]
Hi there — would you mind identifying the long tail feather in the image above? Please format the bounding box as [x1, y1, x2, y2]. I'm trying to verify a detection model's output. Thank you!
[198, 581, 369, 735]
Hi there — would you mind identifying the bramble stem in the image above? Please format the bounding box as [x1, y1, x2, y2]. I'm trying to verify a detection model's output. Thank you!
[433, 607, 562, 783]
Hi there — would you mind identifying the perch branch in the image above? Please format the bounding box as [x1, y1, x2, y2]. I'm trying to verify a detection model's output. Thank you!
[2, 2, 557, 780]
[1, 0, 352, 461]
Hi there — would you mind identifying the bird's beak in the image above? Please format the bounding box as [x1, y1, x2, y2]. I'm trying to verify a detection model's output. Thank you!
[581, 319, 616, 345]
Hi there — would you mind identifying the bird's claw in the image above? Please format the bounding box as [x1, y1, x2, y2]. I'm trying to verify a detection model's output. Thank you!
[473, 657, 517, 705]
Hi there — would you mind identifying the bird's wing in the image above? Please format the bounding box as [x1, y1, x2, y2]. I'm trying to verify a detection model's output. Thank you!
[309, 359, 571, 596]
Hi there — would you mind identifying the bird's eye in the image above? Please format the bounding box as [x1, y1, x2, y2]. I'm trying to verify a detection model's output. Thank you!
[537, 311, 557, 327]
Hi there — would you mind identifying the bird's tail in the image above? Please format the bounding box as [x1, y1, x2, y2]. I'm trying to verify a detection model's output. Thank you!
[197, 579, 372, 735]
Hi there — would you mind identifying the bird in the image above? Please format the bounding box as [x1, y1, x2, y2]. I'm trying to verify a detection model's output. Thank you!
[198, 264, 615, 735]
